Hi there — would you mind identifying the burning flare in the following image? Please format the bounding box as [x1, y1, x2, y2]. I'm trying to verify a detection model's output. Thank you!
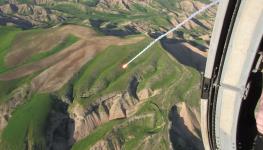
[122, 64, 128, 69]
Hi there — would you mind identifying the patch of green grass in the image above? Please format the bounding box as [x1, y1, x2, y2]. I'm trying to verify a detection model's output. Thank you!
[0, 25, 201, 149]
[0, 74, 34, 103]
[156, 0, 179, 11]
[0, 27, 78, 75]
[90, 6, 171, 27]
[73, 37, 158, 104]
[116, 103, 163, 150]
[17, 0, 33, 3]
[195, 0, 210, 4]
[121, 122, 153, 150]
[80, 0, 99, 6]
[0, 0, 6, 4]
[49, 1, 172, 29]
[157, 137, 170, 150]
[193, 39, 206, 46]
[71, 91, 166, 150]
[73, 37, 150, 103]
[136, 100, 164, 129]
[182, 68, 201, 106]
[0, 94, 53, 150]
[167, 66, 201, 107]
[0, 27, 51, 73]
[149, 15, 171, 27]
[0, 26, 38, 103]
[73, 35, 200, 108]
[131, 3, 149, 13]
[51, 3, 88, 20]
[27, 34, 78, 63]
[72, 120, 121, 150]
[0, 26, 22, 73]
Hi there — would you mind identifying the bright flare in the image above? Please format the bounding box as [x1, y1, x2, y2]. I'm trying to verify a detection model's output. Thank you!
[122, 64, 128, 69]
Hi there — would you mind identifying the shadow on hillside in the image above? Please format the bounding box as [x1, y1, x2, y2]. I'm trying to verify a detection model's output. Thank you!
[0, 15, 33, 29]
[169, 106, 204, 150]
[45, 94, 75, 150]
[90, 19, 139, 36]
[192, 18, 209, 31]
[160, 38, 206, 72]
[128, 76, 139, 100]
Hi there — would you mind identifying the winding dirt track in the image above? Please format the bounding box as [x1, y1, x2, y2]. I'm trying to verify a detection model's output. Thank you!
[0, 25, 144, 92]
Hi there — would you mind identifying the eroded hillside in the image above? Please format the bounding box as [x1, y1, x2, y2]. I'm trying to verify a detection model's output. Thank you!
[0, 0, 217, 150]
[0, 24, 204, 149]
[0, 0, 216, 42]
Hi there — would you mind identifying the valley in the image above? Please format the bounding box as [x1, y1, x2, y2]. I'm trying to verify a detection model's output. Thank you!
[0, 0, 217, 149]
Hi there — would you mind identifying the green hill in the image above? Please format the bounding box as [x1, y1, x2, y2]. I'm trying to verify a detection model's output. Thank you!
[0, 25, 202, 150]
[0, 0, 215, 149]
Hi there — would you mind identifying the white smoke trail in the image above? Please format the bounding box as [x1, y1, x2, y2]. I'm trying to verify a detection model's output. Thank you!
[122, 0, 220, 69]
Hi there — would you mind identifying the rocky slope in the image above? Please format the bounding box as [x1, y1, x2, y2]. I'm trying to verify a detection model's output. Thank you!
[0, 30, 204, 150]
[97, 0, 152, 10]
[87, 101, 203, 150]
[71, 87, 159, 141]
[0, 3, 66, 28]
[0, 0, 216, 149]
[91, 137, 119, 149]
[169, 102, 203, 149]
[0, 84, 31, 131]
[0, 0, 216, 41]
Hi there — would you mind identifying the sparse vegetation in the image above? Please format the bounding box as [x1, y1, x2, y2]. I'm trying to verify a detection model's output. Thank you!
[0, 0, 209, 147]
[72, 120, 122, 150]
[80, 0, 99, 6]
[27, 34, 79, 63]
[73, 35, 200, 108]
[0, 26, 21, 73]
[68, 34, 200, 149]
[0, 74, 35, 103]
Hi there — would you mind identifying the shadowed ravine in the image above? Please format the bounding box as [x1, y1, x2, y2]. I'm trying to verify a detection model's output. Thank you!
[169, 105, 204, 150]
[161, 38, 207, 72]
[45, 95, 75, 150]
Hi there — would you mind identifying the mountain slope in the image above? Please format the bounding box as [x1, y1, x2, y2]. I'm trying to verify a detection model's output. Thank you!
[0, 0, 216, 41]
[0, 0, 217, 149]
[0, 24, 203, 150]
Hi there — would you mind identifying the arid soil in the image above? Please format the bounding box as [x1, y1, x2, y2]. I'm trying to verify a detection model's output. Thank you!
[0, 25, 144, 92]
[5, 28, 67, 67]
